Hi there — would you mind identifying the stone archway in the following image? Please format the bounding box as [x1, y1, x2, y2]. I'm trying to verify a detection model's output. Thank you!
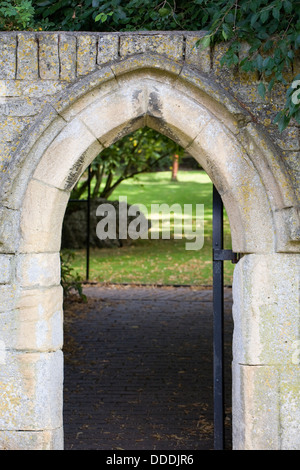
[0, 33, 299, 450]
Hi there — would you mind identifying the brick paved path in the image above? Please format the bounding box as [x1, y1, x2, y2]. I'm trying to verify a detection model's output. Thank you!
[63, 285, 233, 450]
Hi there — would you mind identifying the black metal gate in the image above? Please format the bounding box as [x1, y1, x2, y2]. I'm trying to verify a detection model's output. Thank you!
[212, 185, 239, 450]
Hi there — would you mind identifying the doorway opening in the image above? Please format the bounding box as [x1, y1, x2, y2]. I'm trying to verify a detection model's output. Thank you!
[61, 128, 234, 450]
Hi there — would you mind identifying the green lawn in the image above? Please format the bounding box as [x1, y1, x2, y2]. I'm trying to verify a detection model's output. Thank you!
[64, 170, 234, 286]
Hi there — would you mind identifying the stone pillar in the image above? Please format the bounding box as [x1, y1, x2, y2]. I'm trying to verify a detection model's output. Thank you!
[0, 254, 64, 450]
[232, 253, 300, 450]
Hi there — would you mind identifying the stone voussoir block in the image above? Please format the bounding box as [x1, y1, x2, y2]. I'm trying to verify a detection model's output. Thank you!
[33, 117, 102, 191]
[19, 179, 70, 253]
[53, 64, 115, 117]
[120, 32, 184, 62]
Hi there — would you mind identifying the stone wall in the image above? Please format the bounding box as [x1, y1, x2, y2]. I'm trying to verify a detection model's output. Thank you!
[0, 31, 299, 451]
[0, 31, 299, 202]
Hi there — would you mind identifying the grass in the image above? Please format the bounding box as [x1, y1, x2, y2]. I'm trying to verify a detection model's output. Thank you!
[64, 170, 234, 286]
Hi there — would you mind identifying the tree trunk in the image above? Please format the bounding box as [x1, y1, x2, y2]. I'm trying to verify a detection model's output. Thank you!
[171, 154, 179, 181]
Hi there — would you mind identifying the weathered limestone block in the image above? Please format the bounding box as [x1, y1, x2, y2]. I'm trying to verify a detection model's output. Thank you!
[0, 207, 20, 253]
[0, 428, 63, 451]
[53, 64, 116, 118]
[58, 79, 119, 123]
[185, 33, 211, 73]
[0, 97, 45, 117]
[59, 33, 76, 81]
[1, 111, 66, 211]
[0, 285, 20, 313]
[178, 64, 248, 131]
[0, 79, 66, 100]
[233, 363, 281, 450]
[238, 122, 297, 213]
[144, 79, 212, 149]
[0, 116, 31, 142]
[233, 253, 300, 365]
[0, 33, 16, 79]
[0, 350, 63, 431]
[120, 33, 184, 62]
[38, 33, 60, 80]
[283, 150, 300, 177]
[0, 254, 13, 284]
[232, 253, 300, 450]
[77, 81, 147, 147]
[15, 253, 61, 288]
[97, 34, 119, 65]
[77, 34, 97, 76]
[282, 151, 300, 203]
[111, 52, 183, 78]
[33, 117, 103, 191]
[233, 362, 300, 450]
[271, 125, 300, 152]
[274, 206, 300, 252]
[280, 365, 300, 450]
[16, 33, 38, 80]
[0, 286, 63, 352]
[20, 179, 70, 253]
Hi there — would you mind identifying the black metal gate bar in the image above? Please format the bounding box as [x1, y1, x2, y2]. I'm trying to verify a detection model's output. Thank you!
[212, 185, 225, 450]
[86, 164, 91, 281]
[68, 165, 92, 282]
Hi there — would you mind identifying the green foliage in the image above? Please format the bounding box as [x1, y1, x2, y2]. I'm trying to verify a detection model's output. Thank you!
[72, 128, 184, 200]
[2, 0, 299, 130]
[195, 0, 300, 130]
[32, 0, 195, 32]
[61, 249, 87, 301]
[0, 0, 35, 30]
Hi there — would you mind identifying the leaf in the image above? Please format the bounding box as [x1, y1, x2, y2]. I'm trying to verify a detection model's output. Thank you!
[268, 77, 275, 92]
[293, 108, 300, 124]
[260, 10, 269, 23]
[250, 12, 259, 27]
[272, 8, 280, 21]
[199, 34, 211, 50]
[257, 82, 266, 100]
[255, 54, 263, 72]
[95, 13, 106, 22]
[284, 0, 292, 14]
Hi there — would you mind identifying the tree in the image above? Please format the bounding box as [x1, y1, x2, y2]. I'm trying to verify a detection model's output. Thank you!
[71, 128, 184, 201]
[171, 154, 179, 182]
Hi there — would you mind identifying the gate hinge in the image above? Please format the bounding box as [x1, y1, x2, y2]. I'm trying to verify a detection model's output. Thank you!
[213, 249, 240, 264]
